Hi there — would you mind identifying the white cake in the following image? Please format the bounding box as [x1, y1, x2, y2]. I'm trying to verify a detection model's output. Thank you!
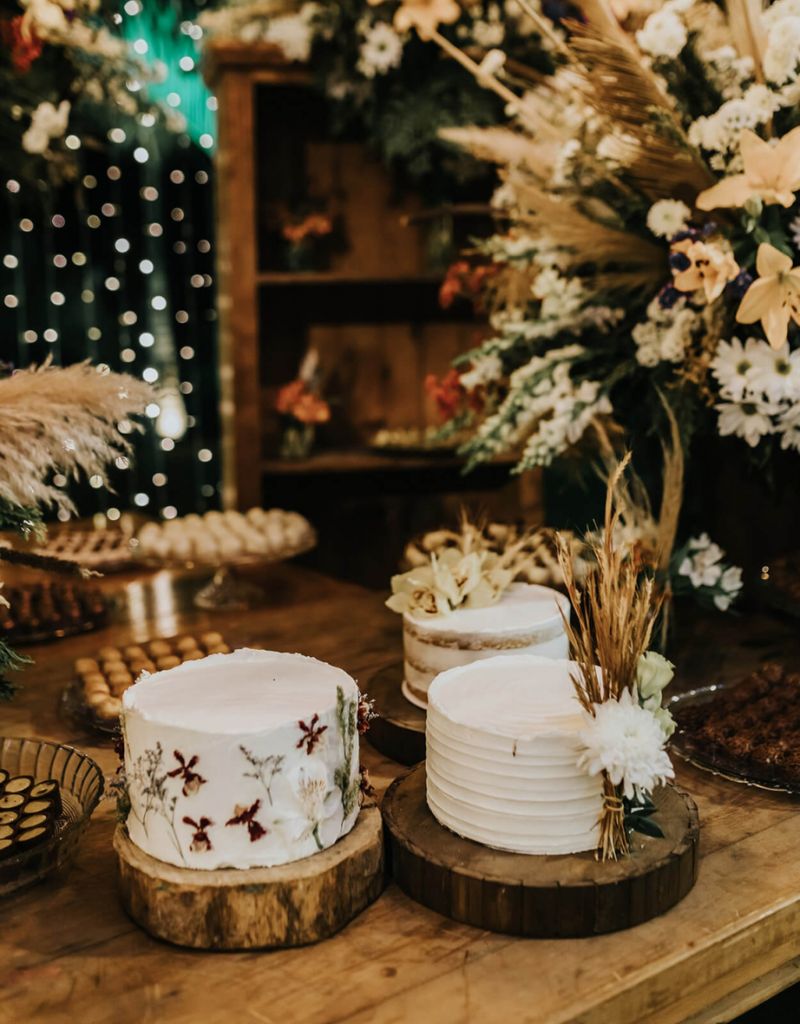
[402, 583, 569, 708]
[121, 649, 361, 870]
[426, 655, 603, 855]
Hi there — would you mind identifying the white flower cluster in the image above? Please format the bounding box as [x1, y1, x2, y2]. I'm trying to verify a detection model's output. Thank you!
[469, 3, 506, 48]
[636, 6, 687, 60]
[676, 534, 743, 611]
[688, 85, 780, 171]
[509, 353, 611, 468]
[703, 46, 755, 100]
[712, 337, 800, 450]
[459, 353, 503, 391]
[258, 3, 319, 63]
[22, 100, 70, 155]
[632, 296, 699, 367]
[578, 687, 674, 802]
[357, 17, 405, 78]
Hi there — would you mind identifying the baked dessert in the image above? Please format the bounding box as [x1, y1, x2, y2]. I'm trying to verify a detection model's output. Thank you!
[672, 662, 800, 789]
[121, 649, 362, 870]
[29, 527, 136, 571]
[74, 631, 231, 727]
[426, 655, 603, 855]
[402, 582, 570, 707]
[0, 771, 62, 859]
[136, 508, 315, 564]
[2, 582, 109, 644]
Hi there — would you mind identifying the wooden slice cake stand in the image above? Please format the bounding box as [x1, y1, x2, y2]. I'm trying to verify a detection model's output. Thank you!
[366, 662, 426, 766]
[383, 765, 699, 938]
[114, 804, 384, 949]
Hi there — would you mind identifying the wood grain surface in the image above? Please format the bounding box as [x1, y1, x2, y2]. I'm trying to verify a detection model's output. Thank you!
[1, 560, 800, 1024]
[384, 765, 699, 937]
[114, 806, 384, 950]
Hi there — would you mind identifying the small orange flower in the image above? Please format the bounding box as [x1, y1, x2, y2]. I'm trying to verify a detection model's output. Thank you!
[670, 239, 739, 302]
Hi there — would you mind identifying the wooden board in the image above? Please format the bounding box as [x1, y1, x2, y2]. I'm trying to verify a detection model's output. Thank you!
[383, 763, 699, 938]
[114, 805, 384, 950]
[367, 661, 426, 766]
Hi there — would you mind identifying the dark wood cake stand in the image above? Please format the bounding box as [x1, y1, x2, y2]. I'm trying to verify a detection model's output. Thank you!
[114, 805, 384, 949]
[366, 661, 426, 766]
[383, 764, 699, 938]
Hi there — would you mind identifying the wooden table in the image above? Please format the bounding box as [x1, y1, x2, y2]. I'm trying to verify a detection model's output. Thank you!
[2, 563, 800, 1024]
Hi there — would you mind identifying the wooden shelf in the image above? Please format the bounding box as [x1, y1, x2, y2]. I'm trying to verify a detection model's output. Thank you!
[256, 272, 444, 287]
[261, 449, 469, 475]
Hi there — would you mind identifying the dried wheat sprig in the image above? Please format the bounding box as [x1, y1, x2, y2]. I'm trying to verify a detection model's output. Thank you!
[556, 455, 666, 857]
[0, 360, 151, 513]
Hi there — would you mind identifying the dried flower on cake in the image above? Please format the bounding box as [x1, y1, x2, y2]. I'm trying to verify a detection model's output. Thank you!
[297, 713, 328, 754]
[226, 799, 267, 842]
[182, 815, 214, 853]
[167, 750, 206, 797]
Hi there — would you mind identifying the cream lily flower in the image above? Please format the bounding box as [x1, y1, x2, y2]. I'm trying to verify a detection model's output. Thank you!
[670, 238, 739, 302]
[736, 243, 800, 350]
[696, 127, 800, 210]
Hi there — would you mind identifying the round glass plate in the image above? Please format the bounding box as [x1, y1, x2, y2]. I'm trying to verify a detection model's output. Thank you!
[0, 737, 104, 895]
[668, 684, 800, 796]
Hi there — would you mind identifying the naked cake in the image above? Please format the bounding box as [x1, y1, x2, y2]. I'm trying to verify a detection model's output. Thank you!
[402, 582, 570, 708]
[121, 649, 362, 870]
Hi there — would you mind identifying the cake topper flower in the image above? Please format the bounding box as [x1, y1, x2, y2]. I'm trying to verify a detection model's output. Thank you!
[736, 243, 800, 350]
[387, 516, 557, 618]
[696, 128, 800, 211]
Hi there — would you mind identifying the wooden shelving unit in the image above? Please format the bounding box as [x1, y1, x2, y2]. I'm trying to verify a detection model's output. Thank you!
[206, 42, 540, 584]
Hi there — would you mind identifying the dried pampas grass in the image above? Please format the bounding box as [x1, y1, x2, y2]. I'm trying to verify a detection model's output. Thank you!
[0, 360, 151, 513]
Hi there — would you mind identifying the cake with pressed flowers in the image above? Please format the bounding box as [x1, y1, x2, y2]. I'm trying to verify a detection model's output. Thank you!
[121, 649, 362, 870]
[425, 655, 603, 855]
[402, 583, 570, 708]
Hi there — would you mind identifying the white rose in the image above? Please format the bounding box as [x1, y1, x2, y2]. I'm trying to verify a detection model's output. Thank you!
[635, 651, 675, 701]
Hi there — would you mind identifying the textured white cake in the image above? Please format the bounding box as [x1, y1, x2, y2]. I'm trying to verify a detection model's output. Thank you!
[403, 583, 569, 708]
[121, 649, 361, 870]
[426, 655, 603, 855]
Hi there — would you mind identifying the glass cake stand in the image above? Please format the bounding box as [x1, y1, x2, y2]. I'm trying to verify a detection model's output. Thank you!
[144, 531, 318, 610]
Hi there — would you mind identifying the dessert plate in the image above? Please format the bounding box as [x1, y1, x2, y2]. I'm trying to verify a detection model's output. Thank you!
[668, 684, 800, 796]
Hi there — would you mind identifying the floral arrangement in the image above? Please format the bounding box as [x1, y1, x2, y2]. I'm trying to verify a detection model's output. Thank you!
[200, 0, 554, 198]
[0, 360, 150, 697]
[281, 209, 335, 269]
[399, 0, 800, 561]
[0, 0, 173, 182]
[386, 515, 559, 617]
[557, 458, 675, 860]
[275, 348, 330, 459]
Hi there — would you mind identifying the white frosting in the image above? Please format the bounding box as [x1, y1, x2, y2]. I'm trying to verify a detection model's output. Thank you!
[426, 655, 602, 855]
[122, 649, 361, 870]
[403, 583, 569, 706]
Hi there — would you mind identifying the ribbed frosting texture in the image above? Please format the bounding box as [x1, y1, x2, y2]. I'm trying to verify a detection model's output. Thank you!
[403, 583, 570, 706]
[426, 655, 602, 855]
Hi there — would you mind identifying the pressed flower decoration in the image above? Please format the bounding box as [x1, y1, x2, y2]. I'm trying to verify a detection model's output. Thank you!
[398, 0, 800, 573]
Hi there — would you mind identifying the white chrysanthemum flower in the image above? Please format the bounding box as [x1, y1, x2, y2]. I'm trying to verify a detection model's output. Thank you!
[716, 398, 779, 447]
[636, 9, 687, 59]
[578, 689, 674, 801]
[646, 199, 691, 239]
[747, 344, 800, 402]
[357, 19, 404, 78]
[711, 337, 763, 401]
